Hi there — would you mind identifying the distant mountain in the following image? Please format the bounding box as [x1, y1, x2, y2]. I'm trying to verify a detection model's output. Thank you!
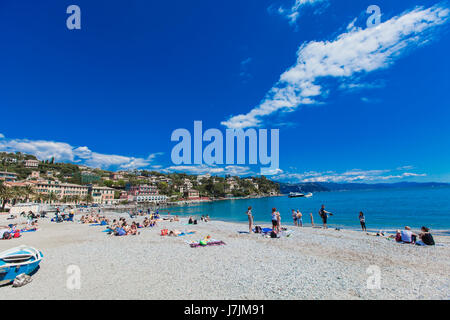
[277, 181, 450, 194]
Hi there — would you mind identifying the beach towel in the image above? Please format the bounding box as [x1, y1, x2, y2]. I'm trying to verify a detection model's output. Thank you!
[178, 231, 196, 237]
[252, 227, 272, 234]
[19, 228, 38, 233]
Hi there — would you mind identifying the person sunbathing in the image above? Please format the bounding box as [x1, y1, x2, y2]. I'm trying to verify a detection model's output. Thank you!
[20, 222, 38, 231]
[169, 229, 182, 236]
[128, 222, 139, 235]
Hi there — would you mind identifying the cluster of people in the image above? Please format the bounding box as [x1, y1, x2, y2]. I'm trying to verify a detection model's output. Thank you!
[51, 207, 75, 223]
[80, 213, 108, 224]
[245, 205, 333, 234]
[0, 221, 39, 240]
[108, 218, 140, 236]
[393, 226, 435, 246]
[243, 205, 437, 246]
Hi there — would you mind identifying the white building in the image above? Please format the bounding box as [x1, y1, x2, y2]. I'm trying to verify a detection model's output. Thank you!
[24, 159, 39, 168]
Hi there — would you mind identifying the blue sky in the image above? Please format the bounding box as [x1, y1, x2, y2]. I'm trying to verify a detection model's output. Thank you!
[0, 0, 449, 183]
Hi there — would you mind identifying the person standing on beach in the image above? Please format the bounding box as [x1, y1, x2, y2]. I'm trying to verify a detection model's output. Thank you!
[359, 212, 367, 231]
[246, 206, 254, 233]
[319, 205, 332, 229]
[271, 208, 279, 233]
[310, 212, 314, 227]
[296, 210, 303, 227]
[292, 209, 298, 227]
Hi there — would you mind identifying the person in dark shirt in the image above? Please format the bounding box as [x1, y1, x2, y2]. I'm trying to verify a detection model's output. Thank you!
[359, 211, 367, 231]
[417, 226, 435, 246]
[319, 205, 332, 229]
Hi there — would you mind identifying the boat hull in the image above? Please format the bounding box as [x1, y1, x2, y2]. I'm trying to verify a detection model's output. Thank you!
[0, 246, 43, 285]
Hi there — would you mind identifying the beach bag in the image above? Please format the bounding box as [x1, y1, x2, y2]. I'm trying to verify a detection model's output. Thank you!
[254, 226, 262, 234]
[270, 231, 278, 238]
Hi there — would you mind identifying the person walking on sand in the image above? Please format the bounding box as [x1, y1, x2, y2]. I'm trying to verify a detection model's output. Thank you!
[246, 206, 253, 233]
[319, 205, 332, 229]
[310, 212, 314, 227]
[296, 210, 303, 227]
[292, 209, 298, 227]
[359, 211, 367, 231]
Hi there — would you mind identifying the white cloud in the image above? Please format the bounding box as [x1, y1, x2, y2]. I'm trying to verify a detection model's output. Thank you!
[274, 167, 427, 183]
[163, 165, 252, 176]
[0, 136, 162, 170]
[278, 0, 328, 24]
[223, 4, 450, 129]
[0, 133, 5, 139]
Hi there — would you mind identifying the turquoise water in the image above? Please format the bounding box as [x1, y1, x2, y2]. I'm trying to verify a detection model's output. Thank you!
[163, 187, 450, 233]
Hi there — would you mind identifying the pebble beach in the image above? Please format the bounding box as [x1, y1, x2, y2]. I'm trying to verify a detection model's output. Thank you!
[0, 213, 449, 300]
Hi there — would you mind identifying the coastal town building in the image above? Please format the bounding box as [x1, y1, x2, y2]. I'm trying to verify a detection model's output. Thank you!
[134, 194, 168, 204]
[3, 158, 17, 164]
[0, 171, 18, 182]
[32, 180, 89, 198]
[197, 174, 211, 183]
[225, 177, 239, 192]
[89, 186, 115, 205]
[110, 173, 124, 180]
[126, 184, 158, 196]
[24, 159, 40, 168]
[29, 171, 40, 179]
[184, 189, 200, 200]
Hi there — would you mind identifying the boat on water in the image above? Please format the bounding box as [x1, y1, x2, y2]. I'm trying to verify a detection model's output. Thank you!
[0, 245, 43, 285]
[288, 192, 313, 198]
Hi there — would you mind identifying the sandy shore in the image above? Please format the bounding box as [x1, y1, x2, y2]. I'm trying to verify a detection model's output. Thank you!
[0, 213, 449, 300]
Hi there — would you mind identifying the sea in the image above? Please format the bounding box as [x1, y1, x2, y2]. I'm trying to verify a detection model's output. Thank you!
[160, 186, 450, 234]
